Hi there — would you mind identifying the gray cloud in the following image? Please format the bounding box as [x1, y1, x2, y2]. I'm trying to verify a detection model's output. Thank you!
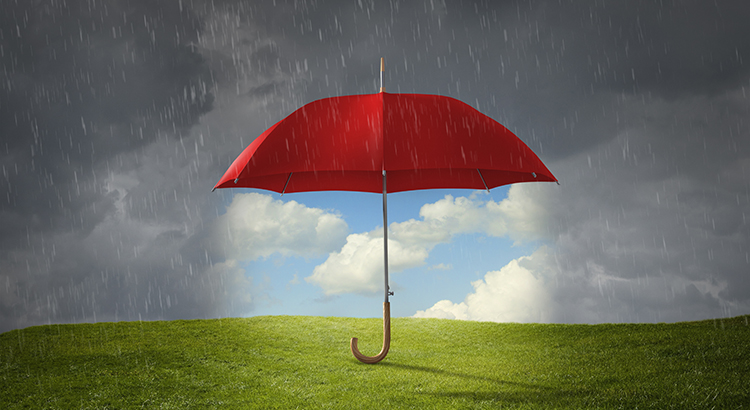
[0, 0, 212, 229]
[0, 0, 220, 331]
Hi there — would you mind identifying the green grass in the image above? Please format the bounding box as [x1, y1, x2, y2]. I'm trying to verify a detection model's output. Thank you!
[1, 315, 749, 409]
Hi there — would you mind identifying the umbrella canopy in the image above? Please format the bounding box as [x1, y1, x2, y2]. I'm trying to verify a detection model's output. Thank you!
[214, 61, 556, 364]
[213, 92, 556, 194]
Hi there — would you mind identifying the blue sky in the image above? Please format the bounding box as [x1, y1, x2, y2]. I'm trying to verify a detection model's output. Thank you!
[2, 0, 750, 333]
[227, 186, 541, 320]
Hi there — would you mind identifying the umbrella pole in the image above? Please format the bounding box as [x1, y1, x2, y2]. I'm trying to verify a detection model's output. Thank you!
[382, 171, 391, 303]
[350, 169, 392, 363]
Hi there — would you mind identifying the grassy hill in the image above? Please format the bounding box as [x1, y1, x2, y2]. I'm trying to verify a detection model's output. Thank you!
[1, 315, 749, 409]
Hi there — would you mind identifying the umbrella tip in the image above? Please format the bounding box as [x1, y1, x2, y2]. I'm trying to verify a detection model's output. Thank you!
[380, 57, 385, 93]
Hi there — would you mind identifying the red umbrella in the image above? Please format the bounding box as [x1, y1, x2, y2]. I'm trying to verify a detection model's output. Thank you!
[214, 58, 557, 363]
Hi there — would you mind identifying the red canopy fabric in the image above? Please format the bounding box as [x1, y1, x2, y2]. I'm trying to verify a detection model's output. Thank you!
[214, 92, 556, 193]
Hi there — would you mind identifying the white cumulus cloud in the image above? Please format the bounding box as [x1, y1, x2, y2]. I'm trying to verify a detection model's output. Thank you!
[214, 193, 349, 261]
[305, 228, 431, 295]
[414, 247, 557, 322]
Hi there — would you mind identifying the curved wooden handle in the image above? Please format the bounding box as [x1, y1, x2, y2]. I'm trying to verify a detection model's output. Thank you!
[350, 302, 390, 364]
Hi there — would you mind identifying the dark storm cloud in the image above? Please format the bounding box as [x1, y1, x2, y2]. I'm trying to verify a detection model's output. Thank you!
[531, 90, 750, 321]
[0, 0, 212, 230]
[0, 0, 222, 332]
[585, 1, 750, 98]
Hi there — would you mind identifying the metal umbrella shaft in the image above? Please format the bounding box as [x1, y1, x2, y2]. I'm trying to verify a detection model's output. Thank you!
[383, 170, 391, 303]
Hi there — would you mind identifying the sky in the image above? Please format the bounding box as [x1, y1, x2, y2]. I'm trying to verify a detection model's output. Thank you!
[1, 0, 749, 333]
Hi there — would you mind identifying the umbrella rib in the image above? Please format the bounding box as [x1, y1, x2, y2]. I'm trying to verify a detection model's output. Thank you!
[281, 172, 293, 196]
[477, 168, 490, 192]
